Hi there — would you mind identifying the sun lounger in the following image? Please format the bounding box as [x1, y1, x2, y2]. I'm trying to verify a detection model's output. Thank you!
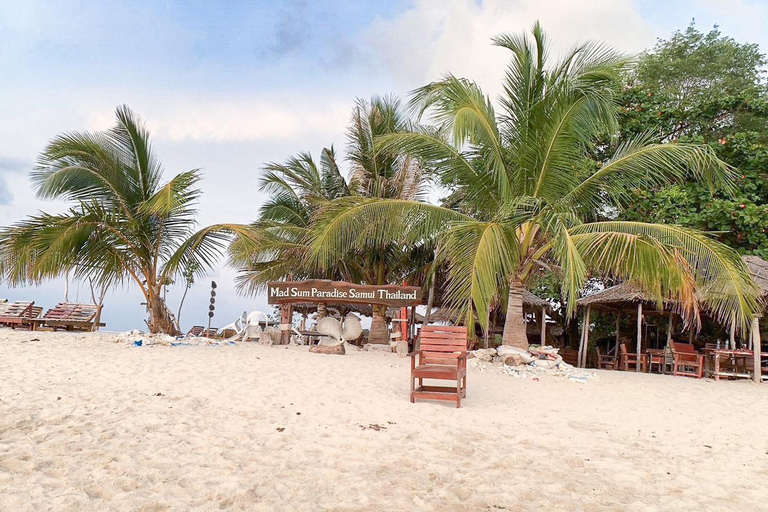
[410, 326, 469, 408]
[19, 305, 44, 329]
[186, 326, 205, 337]
[30, 302, 104, 331]
[0, 301, 35, 328]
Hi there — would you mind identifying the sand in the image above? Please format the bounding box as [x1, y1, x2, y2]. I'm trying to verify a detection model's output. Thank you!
[1, 330, 767, 511]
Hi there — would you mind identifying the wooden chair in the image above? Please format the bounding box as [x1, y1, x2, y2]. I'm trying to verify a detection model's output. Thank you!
[596, 347, 618, 370]
[30, 303, 104, 331]
[619, 342, 648, 372]
[670, 341, 704, 378]
[410, 326, 468, 408]
[0, 301, 35, 328]
[20, 305, 44, 330]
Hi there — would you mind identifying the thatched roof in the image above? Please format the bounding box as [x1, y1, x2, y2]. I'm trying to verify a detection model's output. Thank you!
[577, 282, 675, 310]
[744, 255, 768, 296]
[428, 290, 550, 324]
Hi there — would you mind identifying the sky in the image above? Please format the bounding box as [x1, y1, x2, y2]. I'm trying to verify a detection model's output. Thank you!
[1, 0, 768, 332]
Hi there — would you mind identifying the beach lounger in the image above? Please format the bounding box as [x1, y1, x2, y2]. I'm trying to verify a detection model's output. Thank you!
[30, 302, 104, 332]
[186, 326, 205, 337]
[410, 325, 468, 408]
[0, 301, 35, 328]
[20, 305, 44, 330]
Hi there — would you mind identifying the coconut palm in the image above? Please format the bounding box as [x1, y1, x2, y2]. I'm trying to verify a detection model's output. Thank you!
[308, 23, 762, 349]
[231, 96, 434, 343]
[0, 106, 248, 334]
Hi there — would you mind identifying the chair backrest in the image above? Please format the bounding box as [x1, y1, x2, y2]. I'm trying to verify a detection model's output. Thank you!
[670, 341, 698, 354]
[44, 302, 99, 322]
[419, 326, 468, 365]
[24, 306, 43, 319]
[0, 301, 33, 318]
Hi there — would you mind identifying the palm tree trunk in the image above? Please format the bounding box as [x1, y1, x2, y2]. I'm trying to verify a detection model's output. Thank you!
[501, 279, 529, 349]
[147, 288, 179, 335]
[368, 305, 390, 344]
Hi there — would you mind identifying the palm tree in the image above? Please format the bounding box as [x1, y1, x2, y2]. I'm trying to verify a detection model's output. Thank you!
[0, 106, 248, 334]
[231, 96, 434, 343]
[307, 23, 762, 349]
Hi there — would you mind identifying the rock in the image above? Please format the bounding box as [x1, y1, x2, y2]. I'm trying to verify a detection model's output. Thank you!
[309, 343, 345, 355]
[503, 354, 526, 366]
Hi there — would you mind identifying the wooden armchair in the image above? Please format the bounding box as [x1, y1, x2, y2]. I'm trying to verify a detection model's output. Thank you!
[410, 326, 468, 408]
[619, 342, 648, 372]
[596, 347, 618, 370]
[670, 341, 704, 378]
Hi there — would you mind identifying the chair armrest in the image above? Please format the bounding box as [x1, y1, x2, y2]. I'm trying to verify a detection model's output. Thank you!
[456, 352, 469, 360]
[408, 351, 420, 357]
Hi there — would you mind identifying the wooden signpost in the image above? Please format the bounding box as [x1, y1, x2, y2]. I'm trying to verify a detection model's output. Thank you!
[267, 280, 422, 307]
[267, 280, 423, 348]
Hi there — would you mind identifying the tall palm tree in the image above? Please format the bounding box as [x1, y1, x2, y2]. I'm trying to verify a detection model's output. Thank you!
[307, 23, 762, 349]
[231, 96, 434, 343]
[0, 106, 248, 334]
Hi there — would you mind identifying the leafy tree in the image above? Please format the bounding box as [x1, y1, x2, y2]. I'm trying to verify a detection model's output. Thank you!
[231, 96, 435, 343]
[307, 23, 762, 349]
[0, 106, 248, 334]
[619, 23, 768, 259]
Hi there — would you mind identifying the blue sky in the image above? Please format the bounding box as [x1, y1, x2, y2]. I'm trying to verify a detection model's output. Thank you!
[1, 0, 767, 332]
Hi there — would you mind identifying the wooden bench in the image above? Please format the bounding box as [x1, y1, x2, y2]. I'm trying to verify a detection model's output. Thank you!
[410, 326, 468, 408]
[30, 303, 104, 332]
[0, 301, 35, 328]
[670, 341, 704, 378]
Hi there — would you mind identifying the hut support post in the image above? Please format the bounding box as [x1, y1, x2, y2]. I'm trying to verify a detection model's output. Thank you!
[666, 313, 673, 347]
[578, 305, 591, 368]
[615, 314, 621, 354]
[540, 306, 547, 347]
[729, 315, 737, 350]
[280, 303, 293, 345]
[636, 303, 643, 372]
[753, 316, 762, 383]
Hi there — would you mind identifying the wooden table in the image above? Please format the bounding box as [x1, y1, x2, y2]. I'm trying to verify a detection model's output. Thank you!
[703, 349, 768, 381]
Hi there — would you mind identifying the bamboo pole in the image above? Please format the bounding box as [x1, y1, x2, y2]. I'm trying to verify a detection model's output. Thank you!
[615, 314, 621, 354]
[636, 303, 643, 372]
[578, 305, 591, 368]
[753, 317, 762, 384]
[666, 313, 673, 347]
[729, 314, 737, 350]
[540, 306, 547, 347]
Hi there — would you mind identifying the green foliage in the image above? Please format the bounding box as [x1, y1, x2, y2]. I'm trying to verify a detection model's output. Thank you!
[0, 106, 247, 334]
[618, 22, 768, 259]
[308, 23, 762, 334]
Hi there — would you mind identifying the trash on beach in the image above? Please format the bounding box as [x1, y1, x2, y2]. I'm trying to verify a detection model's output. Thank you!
[118, 330, 238, 347]
[472, 345, 598, 383]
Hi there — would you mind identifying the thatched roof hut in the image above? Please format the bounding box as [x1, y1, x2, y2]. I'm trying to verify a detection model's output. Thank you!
[577, 282, 675, 312]
[428, 290, 550, 324]
[744, 255, 768, 297]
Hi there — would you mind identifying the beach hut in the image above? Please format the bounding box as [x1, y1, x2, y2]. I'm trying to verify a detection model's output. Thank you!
[744, 256, 768, 382]
[576, 282, 685, 370]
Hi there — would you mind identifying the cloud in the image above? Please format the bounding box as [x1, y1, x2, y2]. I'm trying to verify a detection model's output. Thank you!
[267, 0, 311, 56]
[364, 0, 655, 96]
[85, 97, 351, 143]
[0, 156, 30, 205]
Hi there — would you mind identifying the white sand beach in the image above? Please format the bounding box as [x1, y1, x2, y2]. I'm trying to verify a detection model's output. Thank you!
[1, 330, 767, 511]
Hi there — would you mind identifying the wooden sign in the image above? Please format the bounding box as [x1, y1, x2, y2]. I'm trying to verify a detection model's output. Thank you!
[267, 280, 422, 307]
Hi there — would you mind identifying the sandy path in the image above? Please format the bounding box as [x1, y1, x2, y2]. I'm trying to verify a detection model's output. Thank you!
[1, 330, 767, 511]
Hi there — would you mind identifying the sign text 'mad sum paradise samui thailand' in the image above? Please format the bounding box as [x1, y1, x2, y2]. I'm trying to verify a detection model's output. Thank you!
[267, 280, 423, 307]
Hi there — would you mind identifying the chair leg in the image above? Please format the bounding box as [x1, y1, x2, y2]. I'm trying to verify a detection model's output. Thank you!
[462, 374, 467, 398]
[456, 379, 461, 408]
